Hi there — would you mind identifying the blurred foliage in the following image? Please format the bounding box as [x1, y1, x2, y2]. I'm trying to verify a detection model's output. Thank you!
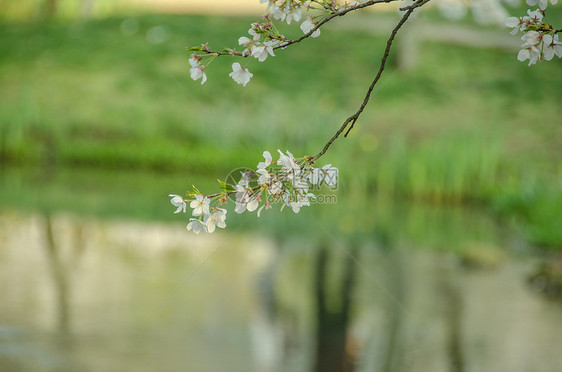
[0, 0, 126, 21]
[0, 12, 560, 248]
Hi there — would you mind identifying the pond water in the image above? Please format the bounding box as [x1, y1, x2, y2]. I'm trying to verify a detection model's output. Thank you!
[1, 167, 561, 372]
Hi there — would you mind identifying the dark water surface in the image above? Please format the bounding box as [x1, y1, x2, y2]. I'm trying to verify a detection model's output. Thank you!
[1, 167, 561, 372]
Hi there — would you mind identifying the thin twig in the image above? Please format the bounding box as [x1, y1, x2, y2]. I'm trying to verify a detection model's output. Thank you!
[309, 0, 430, 164]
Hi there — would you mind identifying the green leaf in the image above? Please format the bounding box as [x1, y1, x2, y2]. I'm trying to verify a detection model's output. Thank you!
[217, 179, 234, 192]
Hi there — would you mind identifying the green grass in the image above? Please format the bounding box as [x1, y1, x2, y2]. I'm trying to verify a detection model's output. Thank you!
[0, 13, 561, 247]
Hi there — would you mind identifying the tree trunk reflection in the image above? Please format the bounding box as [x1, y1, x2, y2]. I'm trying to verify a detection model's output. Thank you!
[314, 243, 358, 372]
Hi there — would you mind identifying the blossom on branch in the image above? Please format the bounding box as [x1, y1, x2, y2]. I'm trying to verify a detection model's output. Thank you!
[526, 0, 558, 11]
[190, 194, 210, 216]
[189, 67, 207, 85]
[505, 5, 562, 66]
[270, 3, 303, 24]
[169, 194, 186, 214]
[238, 36, 254, 56]
[188, 55, 207, 84]
[229, 62, 253, 86]
[169, 149, 339, 234]
[300, 17, 321, 38]
[187, 219, 207, 234]
[543, 34, 562, 60]
[206, 208, 227, 233]
[251, 41, 276, 62]
[257, 150, 272, 170]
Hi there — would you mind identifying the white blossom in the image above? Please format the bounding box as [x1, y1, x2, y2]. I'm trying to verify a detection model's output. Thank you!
[205, 208, 227, 233]
[237, 171, 251, 187]
[280, 190, 292, 212]
[257, 150, 272, 170]
[300, 17, 321, 38]
[190, 194, 210, 216]
[189, 66, 207, 85]
[277, 149, 300, 180]
[187, 219, 207, 234]
[169, 194, 186, 214]
[270, 6, 286, 22]
[285, 7, 302, 24]
[543, 34, 562, 60]
[289, 201, 302, 213]
[247, 194, 260, 212]
[235, 202, 247, 214]
[270, 4, 302, 24]
[238, 36, 252, 46]
[269, 180, 283, 195]
[188, 56, 200, 67]
[257, 169, 271, 185]
[238, 36, 253, 56]
[518, 46, 540, 65]
[229, 62, 253, 86]
[234, 184, 249, 214]
[251, 41, 276, 62]
[504, 17, 519, 28]
[526, 0, 554, 10]
[248, 24, 261, 41]
[188, 55, 207, 85]
[504, 16, 523, 35]
[290, 192, 315, 213]
[522, 30, 541, 47]
[526, 9, 543, 23]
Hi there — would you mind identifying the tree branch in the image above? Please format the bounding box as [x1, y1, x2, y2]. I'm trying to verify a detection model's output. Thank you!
[279, 0, 400, 50]
[309, 0, 430, 164]
[196, 0, 401, 57]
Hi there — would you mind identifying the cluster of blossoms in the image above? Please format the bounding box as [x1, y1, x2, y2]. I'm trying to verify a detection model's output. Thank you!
[262, 0, 304, 24]
[169, 150, 338, 234]
[169, 194, 227, 234]
[505, 0, 561, 65]
[187, 0, 377, 87]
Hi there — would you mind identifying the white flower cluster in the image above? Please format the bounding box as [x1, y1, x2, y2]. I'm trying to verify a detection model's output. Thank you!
[505, 1, 562, 66]
[169, 149, 338, 234]
[188, 0, 361, 87]
[169, 194, 227, 234]
[527, 0, 558, 10]
[188, 55, 206, 85]
[262, 0, 304, 24]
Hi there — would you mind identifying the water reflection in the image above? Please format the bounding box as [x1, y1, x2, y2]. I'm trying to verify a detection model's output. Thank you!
[1, 211, 562, 372]
[44, 215, 71, 335]
[313, 244, 357, 372]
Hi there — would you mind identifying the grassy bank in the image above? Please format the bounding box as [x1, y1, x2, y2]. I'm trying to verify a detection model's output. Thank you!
[0, 13, 560, 247]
